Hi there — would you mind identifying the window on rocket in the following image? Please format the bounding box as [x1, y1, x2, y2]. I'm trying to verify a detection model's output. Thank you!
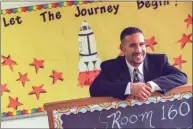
[83, 26, 87, 31]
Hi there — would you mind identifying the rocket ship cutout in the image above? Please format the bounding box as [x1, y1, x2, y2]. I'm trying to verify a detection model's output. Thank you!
[77, 20, 101, 87]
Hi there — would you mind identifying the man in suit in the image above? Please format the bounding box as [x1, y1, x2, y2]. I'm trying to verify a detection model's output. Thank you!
[89, 27, 187, 100]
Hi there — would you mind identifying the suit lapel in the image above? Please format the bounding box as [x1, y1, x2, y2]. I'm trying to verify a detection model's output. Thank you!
[143, 54, 151, 82]
[117, 56, 131, 82]
[117, 55, 151, 83]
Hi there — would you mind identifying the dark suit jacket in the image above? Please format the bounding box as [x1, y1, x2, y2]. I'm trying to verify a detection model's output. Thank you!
[89, 53, 187, 100]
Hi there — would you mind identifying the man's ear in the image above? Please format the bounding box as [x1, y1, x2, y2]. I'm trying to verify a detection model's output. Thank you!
[120, 43, 125, 52]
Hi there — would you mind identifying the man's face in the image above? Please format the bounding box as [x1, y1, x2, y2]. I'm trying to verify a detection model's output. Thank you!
[120, 32, 146, 67]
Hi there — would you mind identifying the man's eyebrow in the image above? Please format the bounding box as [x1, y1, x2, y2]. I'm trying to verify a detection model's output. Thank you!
[129, 42, 145, 44]
[129, 43, 136, 45]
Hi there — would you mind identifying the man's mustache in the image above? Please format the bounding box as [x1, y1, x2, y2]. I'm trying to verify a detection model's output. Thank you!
[132, 53, 143, 55]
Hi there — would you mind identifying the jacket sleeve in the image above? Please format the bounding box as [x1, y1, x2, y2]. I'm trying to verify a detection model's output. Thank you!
[89, 62, 129, 100]
[151, 54, 188, 93]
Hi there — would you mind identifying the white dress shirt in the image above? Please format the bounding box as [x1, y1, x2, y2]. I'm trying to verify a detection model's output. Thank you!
[124, 59, 161, 95]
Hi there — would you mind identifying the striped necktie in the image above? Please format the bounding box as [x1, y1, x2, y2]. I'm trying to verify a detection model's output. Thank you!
[133, 68, 143, 83]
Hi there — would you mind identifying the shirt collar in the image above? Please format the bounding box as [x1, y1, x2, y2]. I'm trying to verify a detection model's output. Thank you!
[125, 58, 144, 75]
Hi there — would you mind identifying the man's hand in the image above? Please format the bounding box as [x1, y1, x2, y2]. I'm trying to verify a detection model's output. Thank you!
[131, 83, 152, 100]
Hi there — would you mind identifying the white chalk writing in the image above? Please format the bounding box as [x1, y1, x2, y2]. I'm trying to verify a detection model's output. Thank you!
[99, 110, 154, 128]
[99, 101, 191, 128]
[161, 101, 190, 120]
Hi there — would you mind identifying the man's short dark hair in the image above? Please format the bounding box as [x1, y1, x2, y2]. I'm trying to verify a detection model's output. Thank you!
[120, 27, 143, 41]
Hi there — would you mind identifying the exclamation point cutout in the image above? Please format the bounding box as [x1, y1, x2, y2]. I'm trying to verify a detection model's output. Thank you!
[175, 0, 178, 6]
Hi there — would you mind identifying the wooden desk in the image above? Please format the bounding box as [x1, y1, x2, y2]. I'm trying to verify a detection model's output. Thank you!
[44, 84, 192, 128]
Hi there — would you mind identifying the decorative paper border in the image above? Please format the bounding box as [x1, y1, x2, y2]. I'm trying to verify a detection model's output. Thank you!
[1, 107, 44, 117]
[0, 1, 99, 15]
[53, 92, 192, 128]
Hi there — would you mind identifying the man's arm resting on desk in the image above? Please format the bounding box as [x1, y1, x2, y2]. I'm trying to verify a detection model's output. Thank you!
[149, 55, 187, 93]
[124, 82, 152, 100]
[124, 81, 161, 95]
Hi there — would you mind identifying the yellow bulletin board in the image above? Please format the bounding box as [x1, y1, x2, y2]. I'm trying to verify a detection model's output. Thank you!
[1, 1, 192, 117]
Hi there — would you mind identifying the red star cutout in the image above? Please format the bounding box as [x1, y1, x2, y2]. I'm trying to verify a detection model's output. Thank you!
[145, 36, 157, 51]
[177, 33, 192, 49]
[28, 84, 47, 100]
[172, 55, 186, 69]
[30, 58, 44, 73]
[1, 84, 10, 95]
[1, 55, 17, 72]
[7, 96, 23, 110]
[16, 72, 30, 87]
[49, 70, 64, 84]
[184, 15, 192, 28]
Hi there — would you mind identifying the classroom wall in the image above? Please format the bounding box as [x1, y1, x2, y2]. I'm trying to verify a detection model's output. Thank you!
[1, 114, 49, 128]
[1, 1, 192, 128]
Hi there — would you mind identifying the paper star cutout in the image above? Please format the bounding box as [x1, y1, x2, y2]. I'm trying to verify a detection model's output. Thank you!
[28, 84, 47, 100]
[30, 58, 44, 73]
[1, 84, 10, 95]
[1, 55, 17, 72]
[172, 55, 186, 69]
[184, 15, 192, 28]
[7, 96, 23, 110]
[49, 70, 64, 84]
[16, 72, 30, 87]
[145, 36, 157, 51]
[177, 33, 192, 49]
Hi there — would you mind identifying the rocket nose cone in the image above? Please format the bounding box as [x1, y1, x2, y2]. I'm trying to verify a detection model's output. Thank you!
[81, 20, 89, 27]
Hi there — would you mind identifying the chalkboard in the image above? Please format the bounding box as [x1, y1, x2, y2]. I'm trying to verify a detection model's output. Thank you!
[60, 98, 192, 128]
